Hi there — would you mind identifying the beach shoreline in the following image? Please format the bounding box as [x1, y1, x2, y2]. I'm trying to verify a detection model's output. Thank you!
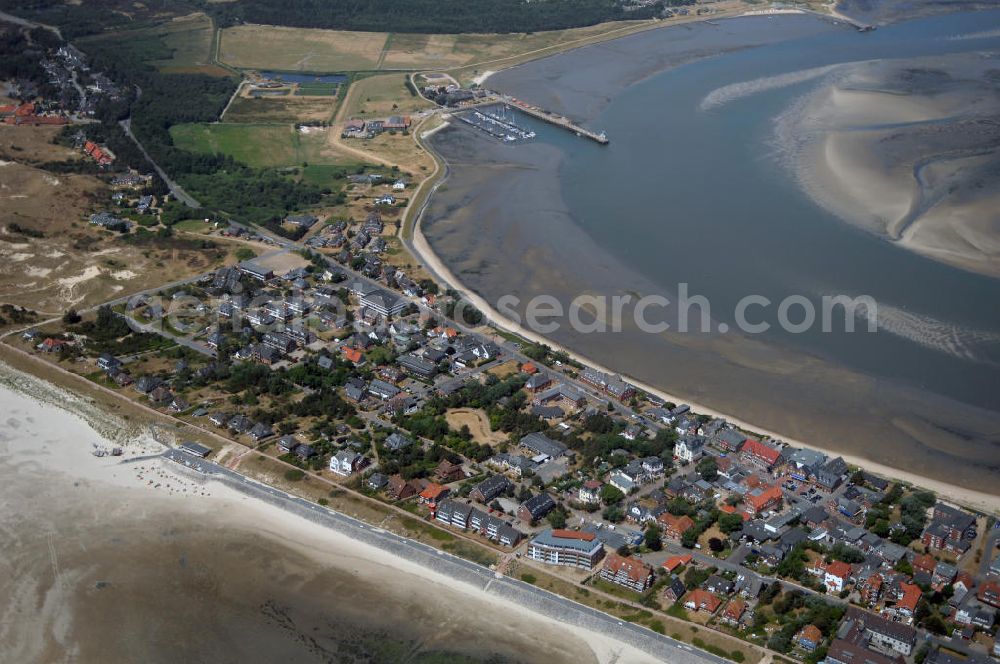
[409, 115, 1000, 516]
[0, 362, 669, 664]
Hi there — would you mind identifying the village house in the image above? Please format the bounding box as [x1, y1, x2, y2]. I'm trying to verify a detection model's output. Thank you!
[244, 421, 271, 443]
[674, 435, 707, 463]
[663, 576, 688, 604]
[720, 598, 747, 627]
[470, 474, 509, 504]
[387, 475, 421, 500]
[578, 480, 604, 505]
[609, 469, 638, 495]
[418, 483, 449, 506]
[683, 589, 722, 614]
[658, 512, 695, 541]
[366, 473, 389, 492]
[599, 553, 655, 592]
[384, 432, 413, 451]
[329, 450, 365, 476]
[740, 439, 783, 472]
[796, 624, 823, 651]
[705, 574, 735, 596]
[277, 435, 302, 455]
[434, 458, 465, 483]
[518, 492, 556, 522]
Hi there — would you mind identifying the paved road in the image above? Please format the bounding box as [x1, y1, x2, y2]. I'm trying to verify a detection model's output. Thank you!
[979, 525, 1000, 579]
[123, 315, 215, 358]
[0, 10, 61, 38]
[120, 117, 202, 208]
[161, 448, 729, 664]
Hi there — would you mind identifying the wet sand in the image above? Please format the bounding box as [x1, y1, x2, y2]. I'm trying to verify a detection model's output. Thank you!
[781, 52, 1000, 278]
[0, 366, 659, 664]
[420, 14, 1000, 500]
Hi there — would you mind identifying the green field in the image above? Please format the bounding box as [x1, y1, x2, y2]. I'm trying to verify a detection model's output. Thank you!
[170, 123, 362, 169]
[220, 25, 388, 71]
[222, 95, 336, 124]
[80, 12, 229, 76]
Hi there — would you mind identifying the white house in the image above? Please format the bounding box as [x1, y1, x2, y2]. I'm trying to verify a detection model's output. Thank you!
[330, 450, 364, 476]
[578, 480, 603, 505]
[674, 436, 706, 463]
[609, 470, 637, 494]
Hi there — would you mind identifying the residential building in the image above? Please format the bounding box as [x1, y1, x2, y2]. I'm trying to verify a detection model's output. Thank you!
[527, 529, 605, 570]
[518, 492, 556, 522]
[360, 288, 407, 317]
[745, 484, 783, 515]
[599, 553, 655, 592]
[419, 483, 449, 505]
[683, 589, 722, 614]
[330, 450, 364, 476]
[578, 480, 603, 505]
[519, 432, 568, 459]
[658, 512, 695, 540]
[674, 435, 706, 463]
[740, 439, 782, 471]
[845, 607, 916, 657]
[470, 474, 509, 504]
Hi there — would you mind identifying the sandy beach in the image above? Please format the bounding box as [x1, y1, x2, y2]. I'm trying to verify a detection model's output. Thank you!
[411, 211, 1000, 514]
[0, 362, 669, 664]
[782, 53, 1000, 278]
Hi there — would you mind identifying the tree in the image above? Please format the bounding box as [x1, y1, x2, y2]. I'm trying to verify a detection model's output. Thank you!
[681, 528, 699, 549]
[718, 512, 745, 535]
[600, 484, 625, 505]
[62, 308, 81, 325]
[709, 537, 725, 553]
[547, 508, 567, 529]
[603, 504, 624, 523]
[696, 456, 718, 481]
[644, 524, 663, 551]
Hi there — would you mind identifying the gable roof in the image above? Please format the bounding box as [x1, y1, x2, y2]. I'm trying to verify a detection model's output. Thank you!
[602, 553, 653, 584]
[662, 553, 693, 572]
[742, 439, 782, 465]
